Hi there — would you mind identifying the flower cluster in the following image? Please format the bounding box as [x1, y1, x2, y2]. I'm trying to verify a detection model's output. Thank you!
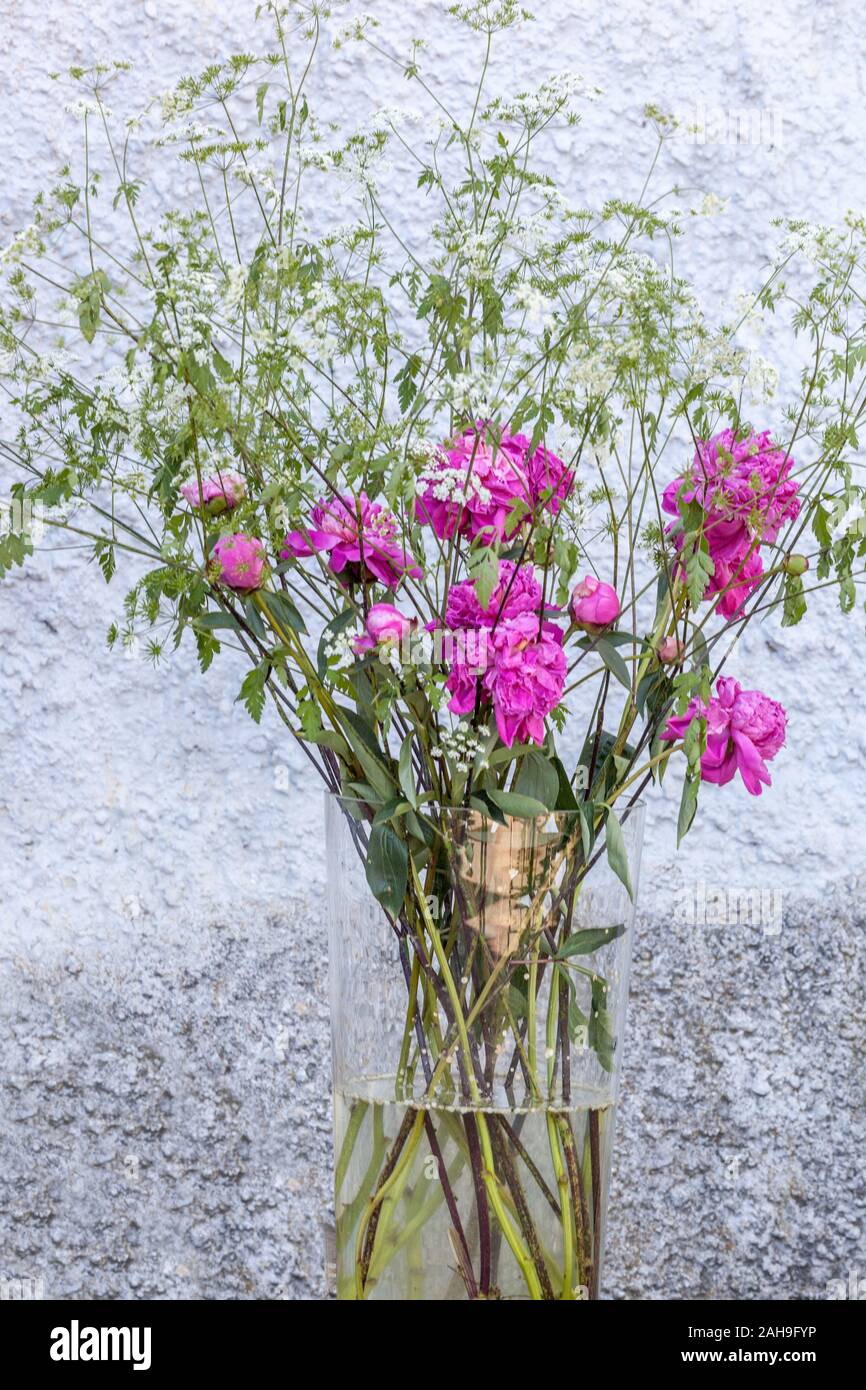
[283, 492, 422, 589]
[415, 424, 573, 543]
[437, 562, 566, 747]
[662, 676, 787, 796]
[663, 429, 800, 619]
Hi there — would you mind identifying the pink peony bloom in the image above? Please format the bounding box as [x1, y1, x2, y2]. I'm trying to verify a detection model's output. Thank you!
[444, 560, 544, 632]
[661, 676, 787, 796]
[282, 492, 422, 589]
[351, 603, 417, 655]
[484, 612, 567, 747]
[657, 635, 686, 664]
[181, 469, 247, 511]
[570, 576, 620, 632]
[434, 562, 566, 745]
[211, 533, 266, 591]
[438, 562, 543, 715]
[415, 424, 573, 544]
[663, 429, 800, 620]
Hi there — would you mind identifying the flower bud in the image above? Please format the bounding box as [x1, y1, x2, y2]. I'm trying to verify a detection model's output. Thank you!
[657, 635, 686, 665]
[570, 576, 620, 633]
[351, 602, 416, 655]
[782, 553, 809, 577]
[210, 533, 266, 591]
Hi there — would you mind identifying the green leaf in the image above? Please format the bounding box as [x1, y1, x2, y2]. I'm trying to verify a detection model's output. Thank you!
[781, 573, 807, 627]
[604, 808, 633, 899]
[194, 611, 240, 631]
[365, 824, 408, 916]
[677, 772, 700, 846]
[398, 732, 417, 808]
[684, 537, 714, 608]
[94, 539, 116, 583]
[195, 630, 219, 673]
[336, 705, 395, 801]
[588, 975, 617, 1072]
[551, 754, 579, 811]
[577, 800, 594, 860]
[557, 924, 625, 958]
[488, 789, 548, 819]
[514, 749, 559, 809]
[469, 792, 507, 825]
[468, 545, 500, 610]
[236, 661, 269, 723]
[73, 268, 109, 344]
[261, 588, 307, 634]
[256, 82, 268, 124]
[595, 637, 631, 690]
[242, 595, 267, 640]
[212, 348, 235, 383]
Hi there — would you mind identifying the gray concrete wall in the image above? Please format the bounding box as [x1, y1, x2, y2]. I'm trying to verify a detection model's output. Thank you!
[2, 0, 865, 1299]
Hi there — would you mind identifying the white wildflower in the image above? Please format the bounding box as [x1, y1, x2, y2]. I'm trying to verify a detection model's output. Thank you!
[695, 192, 728, 218]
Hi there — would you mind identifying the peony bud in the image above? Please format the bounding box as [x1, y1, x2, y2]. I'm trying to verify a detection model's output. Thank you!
[782, 553, 809, 577]
[210, 533, 266, 591]
[351, 602, 417, 655]
[182, 469, 247, 513]
[570, 576, 620, 633]
[657, 635, 686, 665]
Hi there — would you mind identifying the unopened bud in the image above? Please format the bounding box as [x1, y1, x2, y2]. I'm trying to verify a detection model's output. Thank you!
[782, 553, 809, 577]
[657, 635, 686, 665]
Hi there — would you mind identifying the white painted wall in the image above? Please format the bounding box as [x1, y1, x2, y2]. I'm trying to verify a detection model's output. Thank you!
[2, 0, 866, 943]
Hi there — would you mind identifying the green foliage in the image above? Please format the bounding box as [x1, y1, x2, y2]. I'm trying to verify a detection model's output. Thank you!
[237, 660, 269, 723]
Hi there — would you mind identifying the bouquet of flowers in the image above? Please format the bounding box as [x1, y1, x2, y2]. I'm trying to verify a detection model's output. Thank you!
[2, 0, 865, 1301]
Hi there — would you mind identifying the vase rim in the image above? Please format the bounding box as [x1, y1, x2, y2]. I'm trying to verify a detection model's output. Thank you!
[326, 790, 646, 820]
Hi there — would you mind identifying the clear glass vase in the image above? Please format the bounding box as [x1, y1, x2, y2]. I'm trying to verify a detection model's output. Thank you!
[325, 793, 645, 1301]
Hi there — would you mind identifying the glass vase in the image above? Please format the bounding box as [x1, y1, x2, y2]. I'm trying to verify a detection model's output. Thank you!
[325, 793, 645, 1301]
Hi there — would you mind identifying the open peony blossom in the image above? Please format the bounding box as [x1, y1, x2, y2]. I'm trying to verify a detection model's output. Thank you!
[570, 576, 620, 632]
[210, 533, 266, 591]
[663, 429, 800, 620]
[282, 492, 422, 589]
[415, 424, 573, 543]
[438, 561, 543, 714]
[352, 603, 417, 655]
[484, 612, 567, 747]
[444, 560, 544, 632]
[435, 562, 565, 745]
[181, 469, 247, 511]
[661, 675, 787, 796]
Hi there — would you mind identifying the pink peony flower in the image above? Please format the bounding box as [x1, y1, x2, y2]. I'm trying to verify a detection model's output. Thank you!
[434, 562, 566, 745]
[415, 424, 573, 544]
[657, 635, 686, 664]
[444, 560, 544, 632]
[351, 603, 417, 655]
[661, 675, 787, 796]
[484, 612, 567, 748]
[570, 576, 620, 632]
[181, 469, 247, 511]
[282, 492, 422, 589]
[438, 562, 543, 715]
[211, 533, 266, 591]
[663, 429, 800, 620]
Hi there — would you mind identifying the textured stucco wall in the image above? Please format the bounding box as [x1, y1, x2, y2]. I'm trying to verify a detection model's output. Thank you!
[1, 0, 865, 1300]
